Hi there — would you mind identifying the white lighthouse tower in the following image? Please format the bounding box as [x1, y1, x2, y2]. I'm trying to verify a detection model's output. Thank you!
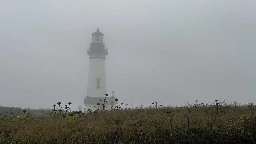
[84, 28, 117, 112]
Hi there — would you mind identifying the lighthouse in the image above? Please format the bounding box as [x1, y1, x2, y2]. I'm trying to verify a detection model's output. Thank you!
[84, 28, 117, 111]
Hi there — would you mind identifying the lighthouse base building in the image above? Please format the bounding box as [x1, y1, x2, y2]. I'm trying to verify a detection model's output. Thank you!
[84, 29, 117, 112]
[84, 91, 117, 111]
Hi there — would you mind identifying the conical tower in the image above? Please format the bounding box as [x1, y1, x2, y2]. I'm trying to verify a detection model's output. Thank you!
[84, 29, 117, 111]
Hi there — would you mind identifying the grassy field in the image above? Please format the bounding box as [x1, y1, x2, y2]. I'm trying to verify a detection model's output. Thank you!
[0, 101, 256, 143]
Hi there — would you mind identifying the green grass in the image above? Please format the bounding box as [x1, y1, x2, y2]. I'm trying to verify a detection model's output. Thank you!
[0, 101, 256, 143]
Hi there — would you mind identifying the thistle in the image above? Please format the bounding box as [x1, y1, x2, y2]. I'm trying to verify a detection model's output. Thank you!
[57, 102, 61, 107]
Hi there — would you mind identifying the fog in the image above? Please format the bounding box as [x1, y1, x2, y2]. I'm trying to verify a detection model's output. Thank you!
[0, 0, 255, 110]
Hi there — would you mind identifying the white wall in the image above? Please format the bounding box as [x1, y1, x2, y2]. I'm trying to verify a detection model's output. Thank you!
[86, 104, 115, 112]
[87, 58, 107, 98]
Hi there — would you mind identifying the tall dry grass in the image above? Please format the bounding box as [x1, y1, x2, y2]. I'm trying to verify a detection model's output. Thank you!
[0, 101, 256, 143]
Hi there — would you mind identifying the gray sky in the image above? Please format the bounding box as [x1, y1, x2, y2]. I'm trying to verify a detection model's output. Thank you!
[0, 0, 255, 110]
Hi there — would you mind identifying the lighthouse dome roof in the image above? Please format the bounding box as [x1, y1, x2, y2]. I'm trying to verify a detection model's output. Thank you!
[91, 28, 104, 36]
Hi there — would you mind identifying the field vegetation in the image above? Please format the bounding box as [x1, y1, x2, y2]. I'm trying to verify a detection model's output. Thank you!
[0, 100, 256, 143]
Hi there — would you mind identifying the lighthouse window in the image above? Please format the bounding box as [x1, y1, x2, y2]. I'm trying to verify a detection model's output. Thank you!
[96, 78, 101, 88]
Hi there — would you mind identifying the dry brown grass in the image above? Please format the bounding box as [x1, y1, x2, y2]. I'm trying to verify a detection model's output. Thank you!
[0, 102, 256, 143]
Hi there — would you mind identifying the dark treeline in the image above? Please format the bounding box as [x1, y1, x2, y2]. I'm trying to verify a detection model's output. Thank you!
[0, 106, 51, 117]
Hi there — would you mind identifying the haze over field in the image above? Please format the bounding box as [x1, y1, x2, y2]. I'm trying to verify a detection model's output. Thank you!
[0, 0, 255, 110]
